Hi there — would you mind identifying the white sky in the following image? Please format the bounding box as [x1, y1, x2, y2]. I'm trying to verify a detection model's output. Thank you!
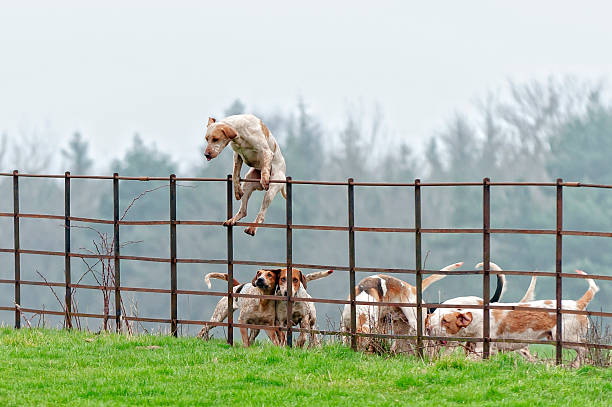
[1, 1, 611, 172]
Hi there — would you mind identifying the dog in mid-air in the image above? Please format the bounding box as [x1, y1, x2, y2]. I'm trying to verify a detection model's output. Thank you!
[204, 114, 286, 236]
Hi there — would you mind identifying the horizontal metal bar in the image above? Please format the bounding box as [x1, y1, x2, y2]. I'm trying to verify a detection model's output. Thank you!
[2, 172, 612, 189]
[176, 258, 228, 265]
[3, 211, 612, 238]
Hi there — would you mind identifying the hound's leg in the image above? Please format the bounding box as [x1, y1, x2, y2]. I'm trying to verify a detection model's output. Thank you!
[295, 317, 309, 348]
[232, 152, 244, 200]
[248, 329, 260, 343]
[224, 168, 263, 226]
[197, 296, 229, 339]
[244, 172, 284, 236]
[264, 328, 282, 345]
[308, 318, 321, 348]
[259, 150, 273, 190]
[277, 326, 287, 346]
[240, 327, 251, 347]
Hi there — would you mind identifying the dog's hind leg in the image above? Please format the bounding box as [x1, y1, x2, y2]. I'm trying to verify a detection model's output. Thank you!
[197, 296, 230, 339]
[224, 168, 262, 226]
[248, 329, 260, 343]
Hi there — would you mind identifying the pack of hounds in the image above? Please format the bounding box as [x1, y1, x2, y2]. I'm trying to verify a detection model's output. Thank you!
[201, 113, 600, 367]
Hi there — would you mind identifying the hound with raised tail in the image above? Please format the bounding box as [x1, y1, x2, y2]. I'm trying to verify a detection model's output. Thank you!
[425, 261, 536, 358]
[426, 269, 599, 366]
[204, 114, 286, 236]
[340, 262, 464, 349]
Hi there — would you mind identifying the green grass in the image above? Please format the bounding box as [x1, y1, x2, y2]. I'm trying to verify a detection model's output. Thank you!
[0, 328, 610, 406]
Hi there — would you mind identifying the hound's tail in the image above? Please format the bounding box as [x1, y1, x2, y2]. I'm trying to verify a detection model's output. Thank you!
[281, 185, 287, 199]
[422, 262, 464, 291]
[475, 261, 507, 302]
[204, 273, 240, 289]
[305, 269, 334, 282]
[575, 270, 600, 310]
[519, 275, 538, 303]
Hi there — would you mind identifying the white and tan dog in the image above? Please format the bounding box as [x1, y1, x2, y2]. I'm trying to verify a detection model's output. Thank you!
[197, 269, 282, 347]
[204, 114, 286, 236]
[340, 262, 464, 349]
[275, 268, 334, 348]
[426, 269, 599, 366]
[425, 261, 536, 358]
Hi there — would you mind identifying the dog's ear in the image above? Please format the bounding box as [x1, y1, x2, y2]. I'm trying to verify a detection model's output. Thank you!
[219, 124, 238, 139]
[207, 117, 216, 126]
[298, 269, 307, 289]
[269, 269, 282, 285]
[251, 270, 261, 286]
[456, 312, 473, 327]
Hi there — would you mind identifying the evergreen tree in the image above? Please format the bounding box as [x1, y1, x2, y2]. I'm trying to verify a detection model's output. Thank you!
[62, 132, 93, 173]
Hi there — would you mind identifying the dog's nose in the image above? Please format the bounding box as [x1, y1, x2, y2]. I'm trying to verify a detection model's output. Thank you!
[204, 152, 212, 161]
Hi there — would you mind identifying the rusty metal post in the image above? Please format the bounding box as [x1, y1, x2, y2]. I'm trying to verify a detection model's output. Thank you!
[348, 178, 357, 350]
[226, 175, 234, 345]
[64, 171, 72, 329]
[13, 170, 20, 329]
[170, 174, 178, 336]
[482, 177, 491, 359]
[113, 173, 121, 332]
[286, 177, 293, 347]
[555, 178, 563, 365]
[415, 179, 423, 358]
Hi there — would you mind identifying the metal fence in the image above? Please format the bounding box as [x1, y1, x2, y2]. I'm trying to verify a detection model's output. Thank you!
[1, 171, 611, 365]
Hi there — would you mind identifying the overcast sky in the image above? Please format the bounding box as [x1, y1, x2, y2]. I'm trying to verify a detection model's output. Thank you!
[1, 1, 611, 171]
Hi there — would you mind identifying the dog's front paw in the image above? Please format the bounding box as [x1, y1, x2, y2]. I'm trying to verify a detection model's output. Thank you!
[260, 174, 270, 190]
[244, 226, 256, 236]
[223, 218, 236, 227]
[234, 186, 244, 201]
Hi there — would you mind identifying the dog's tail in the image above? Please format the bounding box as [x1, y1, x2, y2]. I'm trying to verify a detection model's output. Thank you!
[475, 261, 507, 302]
[305, 269, 333, 282]
[575, 270, 600, 310]
[519, 275, 537, 303]
[204, 272, 240, 289]
[280, 184, 287, 199]
[422, 262, 463, 291]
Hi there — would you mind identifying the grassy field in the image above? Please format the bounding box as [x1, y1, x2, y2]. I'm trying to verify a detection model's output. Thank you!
[0, 328, 610, 406]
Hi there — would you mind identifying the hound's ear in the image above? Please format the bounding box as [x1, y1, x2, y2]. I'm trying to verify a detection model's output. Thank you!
[207, 117, 216, 126]
[299, 270, 307, 289]
[219, 124, 238, 139]
[456, 312, 473, 327]
[251, 270, 261, 286]
[270, 269, 282, 284]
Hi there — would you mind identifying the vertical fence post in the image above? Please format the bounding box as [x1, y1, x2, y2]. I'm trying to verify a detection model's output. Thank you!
[555, 178, 563, 365]
[64, 171, 72, 329]
[113, 173, 121, 333]
[170, 174, 178, 337]
[415, 179, 423, 358]
[226, 175, 234, 346]
[13, 170, 20, 329]
[482, 177, 491, 359]
[348, 178, 357, 350]
[286, 177, 293, 347]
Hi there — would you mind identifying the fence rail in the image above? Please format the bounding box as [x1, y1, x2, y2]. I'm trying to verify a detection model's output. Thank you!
[1, 171, 611, 364]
